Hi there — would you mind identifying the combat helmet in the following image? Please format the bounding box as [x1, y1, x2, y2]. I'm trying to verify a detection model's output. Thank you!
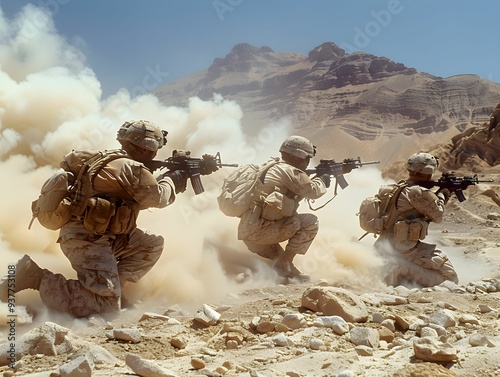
[279, 135, 316, 159]
[117, 120, 167, 152]
[406, 152, 439, 175]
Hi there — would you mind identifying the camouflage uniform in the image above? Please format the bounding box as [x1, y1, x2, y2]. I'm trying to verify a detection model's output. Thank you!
[238, 159, 327, 261]
[375, 183, 458, 287]
[38, 155, 175, 317]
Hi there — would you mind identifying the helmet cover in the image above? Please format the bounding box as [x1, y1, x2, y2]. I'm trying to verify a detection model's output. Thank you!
[279, 135, 316, 159]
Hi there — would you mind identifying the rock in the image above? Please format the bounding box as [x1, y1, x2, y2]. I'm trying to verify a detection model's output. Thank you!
[215, 366, 229, 375]
[139, 313, 181, 325]
[393, 315, 410, 330]
[370, 293, 408, 305]
[255, 321, 275, 334]
[429, 309, 456, 328]
[194, 304, 221, 327]
[349, 327, 380, 348]
[313, 316, 349, 335]
[478, 304, 495, 313]
[125, 353, 178, 377]
[226, 340, 239, 349]
[59, 356, 92, 377]
[380, 319, 396, 332]
[420, 327, 439, 338]
[354, 345, 373, 356]
[170, 338, 186, 350]
[112, 328, 142, 343]
[301, 287, 369, 323]
[469, 333, 496, 347]
[309, 338, 325, 350]
[378, 327, 395, 343]
[272, 333, 294, 347]
[371, 312, 385, 323]
[458, 314, 480, 325]
[413, 337, 457, 363]
[438, 280, 466, 293]
[0, 322, 71, 366]
[281, 313, 306, 329]
[487, 212, 500, 220]
[417, 323, 447, 337]
[190, 357, 205, 370]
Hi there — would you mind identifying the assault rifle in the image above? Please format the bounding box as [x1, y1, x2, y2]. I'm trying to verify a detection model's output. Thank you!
[416, 172, 493, 202]
[306, 157, 380, 191]
[144, 150, 238, 195]
[305, 157, 380, 210]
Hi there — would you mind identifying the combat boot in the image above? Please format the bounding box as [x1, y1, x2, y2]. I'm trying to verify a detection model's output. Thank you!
[0, 255, 43, 301]
[273, 251, 311, 283]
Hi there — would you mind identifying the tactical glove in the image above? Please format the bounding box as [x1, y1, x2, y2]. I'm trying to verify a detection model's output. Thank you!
[318, 174, 331, 188]
[161, 170, 189, 194]
[437, 188, 451, 204]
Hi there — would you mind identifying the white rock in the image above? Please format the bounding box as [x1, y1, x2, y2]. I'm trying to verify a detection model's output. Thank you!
[113, 328, 142, 343]
[469, 333, 496, 347]
[59, 355, 93, 377]
[194, 304, 221, 327]
[313, 316, 349, 335]
[281, 313, 306, 329]
[125, 353, 178, 377]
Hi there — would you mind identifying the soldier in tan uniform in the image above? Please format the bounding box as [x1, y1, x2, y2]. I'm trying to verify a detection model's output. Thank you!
[0, 120, 188, 318]
[238, 136, 330, 282]
[375, 152, 459, 287]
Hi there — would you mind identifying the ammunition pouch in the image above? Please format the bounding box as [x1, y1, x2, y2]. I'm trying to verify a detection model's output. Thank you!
[83, 197, 138, 234]
[83, 197, 116, 234]
[261, 191, 295, 221]
[393, 218, 428, 242]
[109, 201, 139, 234]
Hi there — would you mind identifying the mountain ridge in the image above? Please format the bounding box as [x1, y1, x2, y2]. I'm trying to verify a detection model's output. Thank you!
[154, 42, 500, 166]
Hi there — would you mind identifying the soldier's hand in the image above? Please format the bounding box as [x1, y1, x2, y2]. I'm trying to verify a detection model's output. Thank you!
[318, 173, 331, 188]
[437, 188, 451, 204]
[162, 170, 189, 193]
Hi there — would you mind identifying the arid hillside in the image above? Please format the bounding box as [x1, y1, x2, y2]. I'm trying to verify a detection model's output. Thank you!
[154, 42, 500, 166]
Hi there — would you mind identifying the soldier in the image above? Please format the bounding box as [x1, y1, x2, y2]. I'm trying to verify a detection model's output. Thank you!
[0, 120, 188, 318]
[374, 152, 458, 287]
[238, 135, 330, 282]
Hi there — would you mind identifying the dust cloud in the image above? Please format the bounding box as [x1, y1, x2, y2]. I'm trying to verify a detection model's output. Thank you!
[0, 3, 481, 323]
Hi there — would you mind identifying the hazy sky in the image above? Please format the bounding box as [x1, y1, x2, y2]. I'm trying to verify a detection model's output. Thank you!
[1, 0, 499, 98]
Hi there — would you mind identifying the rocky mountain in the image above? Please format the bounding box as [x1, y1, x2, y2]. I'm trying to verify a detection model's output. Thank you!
[154, 42, 500, 164]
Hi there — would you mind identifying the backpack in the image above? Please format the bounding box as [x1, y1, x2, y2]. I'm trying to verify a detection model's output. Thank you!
[29, 149, 127, 231]
[357, 180, 407, 239]
[217, 158, 279, 217]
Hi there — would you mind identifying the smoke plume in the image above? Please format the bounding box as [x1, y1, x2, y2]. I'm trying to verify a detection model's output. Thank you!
[0, 4, 417, 324]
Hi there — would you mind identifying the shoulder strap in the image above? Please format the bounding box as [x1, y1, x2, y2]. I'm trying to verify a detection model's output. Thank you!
[70, 149, 128, 216]
[383, 180, 408, 230]
[258, 158, 280, 183]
